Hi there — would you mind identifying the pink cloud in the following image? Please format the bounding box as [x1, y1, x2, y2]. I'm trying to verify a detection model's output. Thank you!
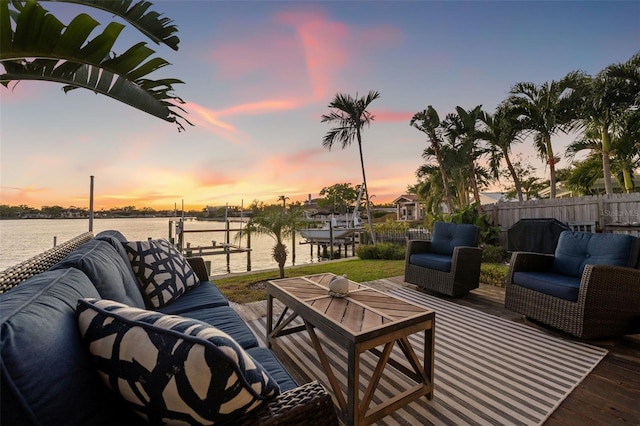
[207, 7, 402, 106]
[194, 169, 236, 188]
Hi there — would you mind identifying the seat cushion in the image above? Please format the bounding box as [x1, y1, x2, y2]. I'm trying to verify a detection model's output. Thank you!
[124, 239, 199, 309]
[430, 222, 479, 256]
[51, 239, 146, 308]
[0, 269, 138, 426]
[178, 306, 260, 349]
[513, 271, 582, 302]
[409, 253, 452, 272]
[76, 299, 280, 425]
[246, 347, 298, 392]
[551, 231, 637, 278]
[157, 281, 230, 315]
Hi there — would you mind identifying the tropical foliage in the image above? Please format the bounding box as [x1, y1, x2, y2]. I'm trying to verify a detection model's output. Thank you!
[317, 182, 361, 214]
[0, 0, 190, 130]
[321, 90, 380, 244]
[409, 51, 639, 224]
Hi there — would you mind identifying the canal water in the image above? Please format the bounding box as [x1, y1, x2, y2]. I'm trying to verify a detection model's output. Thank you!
[0, 217, 320, 275]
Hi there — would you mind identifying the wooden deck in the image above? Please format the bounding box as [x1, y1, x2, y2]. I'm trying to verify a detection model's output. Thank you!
[232, 276, 640, 425]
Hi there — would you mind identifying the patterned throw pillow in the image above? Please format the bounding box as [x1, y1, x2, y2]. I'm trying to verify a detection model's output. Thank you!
[123, 239, 199, 308]
[76, 298, 280, 425]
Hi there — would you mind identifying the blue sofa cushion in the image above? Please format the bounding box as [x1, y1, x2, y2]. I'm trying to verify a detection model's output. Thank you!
[51, 239, 146, 308]
[409, 253, 452, 272]
[0, 269, 138, 426]
[124, 239, 199, 309]
[95, 229, 127, 242]
[77, 298, 280, 425]
[551, 231, 637, 278]
[178, 306, 260, 349]
[430, 222, 479, 256]
[513, 271, 582, 302]
[94, 231, 136, 271]
[157, 281, 229, 315]
[246, 347, 298, 392]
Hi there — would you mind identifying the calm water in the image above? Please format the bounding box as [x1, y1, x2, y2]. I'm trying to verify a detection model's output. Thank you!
[0, 218, 318, 275]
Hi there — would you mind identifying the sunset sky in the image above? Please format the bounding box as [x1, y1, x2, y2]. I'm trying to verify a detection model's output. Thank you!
[1, 1, 638, 211]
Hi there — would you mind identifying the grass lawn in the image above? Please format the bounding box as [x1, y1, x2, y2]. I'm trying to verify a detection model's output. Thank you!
[213, 259, 508, 304]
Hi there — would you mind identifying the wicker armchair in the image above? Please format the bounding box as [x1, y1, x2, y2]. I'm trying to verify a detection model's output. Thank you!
[404, 222, 482, 297]
[505, 231, 640, 339]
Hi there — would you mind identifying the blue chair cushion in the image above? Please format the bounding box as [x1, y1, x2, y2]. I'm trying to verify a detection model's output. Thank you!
[157, 281, 230, 315]
[77, 299, 280, 425]
[430, 222, 479, 256]
[513, 271, 581, 302]
[51, 239, 146, 308]
[551, 231, 637, 278]
[0, 269, 137, 426]
[177, 306, 260, 349]
[409, 253, 452, 272]
[246, 347, 298, 392]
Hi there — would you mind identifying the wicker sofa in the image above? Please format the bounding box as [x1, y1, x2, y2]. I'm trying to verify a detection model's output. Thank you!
[505, 230, 640, 339]
[404, 221, 483, 297]
[0, 231, 337, 426]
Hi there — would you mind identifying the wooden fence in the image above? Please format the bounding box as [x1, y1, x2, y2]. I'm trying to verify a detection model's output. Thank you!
[482, 193, 640, 245]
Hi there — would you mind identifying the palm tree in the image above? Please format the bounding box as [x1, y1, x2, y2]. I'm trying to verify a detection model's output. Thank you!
[507, 71, 585, 198]
[443, 105, 485, 215]
[243, 203, 303, 279]
[410, 106, 455, 213]
[277, 195, 289, 207]
[566, 110, 640, 194]
[478, 105, 525, 201]
[321, 90, 380, 244]
[576, 67, 631, 194]
[606, 52, 640, 105]
[1, 0, 190, 131]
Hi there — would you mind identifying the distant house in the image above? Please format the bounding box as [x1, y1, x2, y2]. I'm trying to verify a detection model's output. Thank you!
[479, 192, 508, 205]
[538, 182, 574, 199]
[393, 192, 511, 221]
[393, 195, 425, 221]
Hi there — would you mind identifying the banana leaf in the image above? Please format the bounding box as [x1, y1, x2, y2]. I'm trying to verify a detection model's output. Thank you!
[0, 0, 190, 130]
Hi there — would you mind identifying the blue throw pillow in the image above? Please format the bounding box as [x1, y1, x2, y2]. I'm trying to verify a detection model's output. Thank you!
[551, 231, 636, 278]
[124, 239, 199, 308]
[76, 298, 280, 425]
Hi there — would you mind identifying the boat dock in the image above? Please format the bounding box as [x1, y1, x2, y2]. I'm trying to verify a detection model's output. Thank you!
[170, 220, 252, 273]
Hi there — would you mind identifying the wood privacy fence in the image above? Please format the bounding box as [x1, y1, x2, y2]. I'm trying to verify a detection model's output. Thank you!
[482, 193, 640, 246]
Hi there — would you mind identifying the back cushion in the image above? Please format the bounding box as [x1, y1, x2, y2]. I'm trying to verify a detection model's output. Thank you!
[51, 240, 146, 308]
[551, 231, 637, 278]
[430, 222, 480, 256]
[0, 269, 137, 426]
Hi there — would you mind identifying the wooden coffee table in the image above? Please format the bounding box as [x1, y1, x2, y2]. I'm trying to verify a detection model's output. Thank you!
[266, 273, 435, 425]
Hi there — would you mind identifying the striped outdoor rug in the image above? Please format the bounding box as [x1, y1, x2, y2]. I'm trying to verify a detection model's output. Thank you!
[248, 287, 608, 425]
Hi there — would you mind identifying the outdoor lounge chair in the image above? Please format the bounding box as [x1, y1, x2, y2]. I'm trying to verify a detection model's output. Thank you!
[404, 221, 482, 297]
[505, 230, 640, 339]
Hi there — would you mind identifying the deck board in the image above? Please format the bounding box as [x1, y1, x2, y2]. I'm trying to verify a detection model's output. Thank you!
[231, 276, 640, 425]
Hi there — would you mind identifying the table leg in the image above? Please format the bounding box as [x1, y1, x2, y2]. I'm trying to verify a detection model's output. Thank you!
[347, 343, 359, 425]
[424, 322, 435, 399]
[266, 293, 273, 348]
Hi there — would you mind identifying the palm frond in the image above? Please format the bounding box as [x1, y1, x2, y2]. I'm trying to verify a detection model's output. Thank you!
[50, 0, 180, 50]
[1, 1, 190, 130]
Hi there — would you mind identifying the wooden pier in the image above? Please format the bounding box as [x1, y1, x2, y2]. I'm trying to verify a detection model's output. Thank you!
[169, 220, 252, 273]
